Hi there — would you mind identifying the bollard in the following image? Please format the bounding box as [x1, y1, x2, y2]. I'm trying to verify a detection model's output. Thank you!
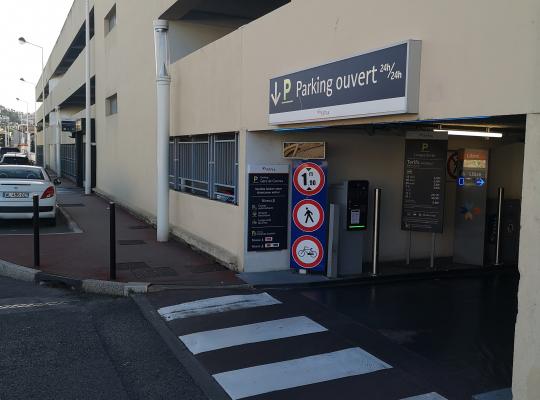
[109, 202, 116, 280]
[494, 187, 504, 266]
[371, 188, 382, 276]
[33, 195, 40, 267]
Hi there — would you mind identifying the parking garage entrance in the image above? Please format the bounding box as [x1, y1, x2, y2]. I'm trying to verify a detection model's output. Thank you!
[245, 114, 525, 278]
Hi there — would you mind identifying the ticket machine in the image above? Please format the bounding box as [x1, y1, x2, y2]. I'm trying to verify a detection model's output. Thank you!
[329, 180, 369, 275]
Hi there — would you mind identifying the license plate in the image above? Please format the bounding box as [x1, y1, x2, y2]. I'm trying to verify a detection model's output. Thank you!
[3, 192, 29, 199]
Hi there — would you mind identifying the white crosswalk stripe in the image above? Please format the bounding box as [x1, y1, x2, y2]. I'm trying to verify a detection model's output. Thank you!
[213, 347, 392, 400]
[180, 316, 327, 354]
[402, 393, 447, 400]
[157, 293, 281, 321]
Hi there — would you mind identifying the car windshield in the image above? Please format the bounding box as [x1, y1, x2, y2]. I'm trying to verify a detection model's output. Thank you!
[0, 148, 20, 156]
[1, 156, 30, 165]
[0, 168, 44, 180]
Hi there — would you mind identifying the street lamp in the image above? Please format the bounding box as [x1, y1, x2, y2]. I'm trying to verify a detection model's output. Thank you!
[15, 98, 30, 153]
[19, 37, 46, 167]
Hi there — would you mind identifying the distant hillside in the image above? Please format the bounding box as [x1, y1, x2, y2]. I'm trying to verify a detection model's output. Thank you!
[0, 105, 22, 125]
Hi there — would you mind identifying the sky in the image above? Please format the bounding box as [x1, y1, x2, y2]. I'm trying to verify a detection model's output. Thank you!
[0, 0, 74, 113]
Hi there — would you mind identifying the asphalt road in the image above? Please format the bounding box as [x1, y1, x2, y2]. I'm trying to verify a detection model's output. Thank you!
[0, 277, 207, 400]
[300, 270, 518, 395]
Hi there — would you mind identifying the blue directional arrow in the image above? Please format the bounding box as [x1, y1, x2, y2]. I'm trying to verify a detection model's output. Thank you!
[475, 178, 485, 187]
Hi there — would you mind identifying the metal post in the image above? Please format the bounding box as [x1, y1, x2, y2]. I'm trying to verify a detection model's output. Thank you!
[84, 0, 92, 195]
[494, 187, 505, 266]
[430, 233, 436, 269]
[33, 195, 40, 267]
[406, 230, 411, 265]
[40, 47, 46, 168]
[371, 188, 382, 275]
[25, 103, 29, 153]
[109, 202, 116, 280]
[327, 204, 340, 278]
[55, 106, 61, 176]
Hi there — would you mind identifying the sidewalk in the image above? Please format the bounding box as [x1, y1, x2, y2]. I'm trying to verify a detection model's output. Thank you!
[0, 180, 242, 286]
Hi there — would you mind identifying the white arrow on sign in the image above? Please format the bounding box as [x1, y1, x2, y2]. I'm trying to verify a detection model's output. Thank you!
[271, 82, 281, 106]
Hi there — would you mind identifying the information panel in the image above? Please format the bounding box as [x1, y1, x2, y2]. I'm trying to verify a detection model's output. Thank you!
[247, 165, 289, 252]
[290, 161, 328, 272]
[401, 132, 448, 233]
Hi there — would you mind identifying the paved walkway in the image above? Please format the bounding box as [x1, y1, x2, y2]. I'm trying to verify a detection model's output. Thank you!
[0, 180, 242, 285]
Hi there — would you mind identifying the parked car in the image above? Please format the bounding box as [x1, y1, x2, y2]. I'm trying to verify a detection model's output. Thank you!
[0, 152, 32, 165]
[0, 165, 60, 225]
[0, 147, 21, 158]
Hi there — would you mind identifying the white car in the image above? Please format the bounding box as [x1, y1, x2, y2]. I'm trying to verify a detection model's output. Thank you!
[0, 165, 60, 225]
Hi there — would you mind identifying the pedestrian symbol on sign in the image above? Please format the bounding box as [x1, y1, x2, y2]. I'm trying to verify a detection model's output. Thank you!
[293, 199, 324, 233]
[304, 207, 314, 224]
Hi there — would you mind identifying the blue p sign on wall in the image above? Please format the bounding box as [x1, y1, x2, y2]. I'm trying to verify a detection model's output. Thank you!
[290, 161, 328, 272]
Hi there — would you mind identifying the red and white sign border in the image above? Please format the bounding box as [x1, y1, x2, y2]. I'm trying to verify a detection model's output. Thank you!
[293, 199, 325, 233]
[293, 162, 326, 196]
[291, 235, 324, 269]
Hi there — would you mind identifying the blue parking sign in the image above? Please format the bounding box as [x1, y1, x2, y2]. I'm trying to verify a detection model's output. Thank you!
[290, 160, 328, 272]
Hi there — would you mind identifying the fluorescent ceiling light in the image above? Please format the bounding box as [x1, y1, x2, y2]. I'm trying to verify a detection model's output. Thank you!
[433, 129, 503, 138]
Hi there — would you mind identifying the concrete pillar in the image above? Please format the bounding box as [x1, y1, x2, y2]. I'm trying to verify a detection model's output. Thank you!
[512, 113, 540, 398]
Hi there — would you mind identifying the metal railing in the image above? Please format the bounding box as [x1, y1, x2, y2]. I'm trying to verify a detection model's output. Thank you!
[169, 132, 238, 204]
[36, 145, 44, 167]
[60, 143, 77, 180]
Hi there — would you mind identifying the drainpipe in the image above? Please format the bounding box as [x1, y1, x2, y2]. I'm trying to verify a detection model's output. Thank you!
[84, 0, 92, 194]
[55, 106, 61, 176]
[153, 20, 170, 242]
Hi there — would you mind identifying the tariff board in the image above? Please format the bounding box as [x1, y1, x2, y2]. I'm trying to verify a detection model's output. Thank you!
[401, 132, 448, 233]
[290, 161, 328, 272]
[247, 165, 289, 252]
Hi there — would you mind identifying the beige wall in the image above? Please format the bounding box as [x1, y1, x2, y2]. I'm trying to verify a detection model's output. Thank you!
[93, 0, 241, 235]
[171, 0, 540, 134]
[513, 114, 540, 399]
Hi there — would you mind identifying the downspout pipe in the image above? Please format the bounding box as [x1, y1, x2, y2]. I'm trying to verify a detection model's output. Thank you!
[154, 20, 171, 242]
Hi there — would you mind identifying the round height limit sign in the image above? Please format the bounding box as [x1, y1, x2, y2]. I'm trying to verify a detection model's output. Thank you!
[293, 162, 325, 196]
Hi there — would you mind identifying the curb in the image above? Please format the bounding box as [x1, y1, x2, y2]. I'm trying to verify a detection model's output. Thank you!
[0, 259, 38, 282]
[245, 265, 518, 290]
[0, 259, 150, 297]
[132, 294, 230, 400]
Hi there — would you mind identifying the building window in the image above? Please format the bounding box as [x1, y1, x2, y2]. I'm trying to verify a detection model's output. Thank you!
[106, 94, 118, 115]
[169, 133, 238, 204]
[104, 5, 116, 35]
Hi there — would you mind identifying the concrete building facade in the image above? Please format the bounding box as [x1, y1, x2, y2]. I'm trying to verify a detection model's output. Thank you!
[34, 0, 539, 397]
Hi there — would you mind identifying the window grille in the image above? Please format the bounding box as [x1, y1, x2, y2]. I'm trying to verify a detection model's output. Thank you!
[169, 133, 238, 204]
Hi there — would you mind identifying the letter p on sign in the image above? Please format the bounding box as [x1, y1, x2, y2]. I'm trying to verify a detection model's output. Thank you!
[422, 143, 429, 152]
[284, 79, 292, 101]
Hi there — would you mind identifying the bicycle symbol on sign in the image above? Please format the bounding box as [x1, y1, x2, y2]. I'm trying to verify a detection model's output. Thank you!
[298, 246, 318, 259]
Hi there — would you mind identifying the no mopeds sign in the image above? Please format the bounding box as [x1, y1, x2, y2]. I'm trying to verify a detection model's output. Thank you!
[292, 235, 324, 269]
